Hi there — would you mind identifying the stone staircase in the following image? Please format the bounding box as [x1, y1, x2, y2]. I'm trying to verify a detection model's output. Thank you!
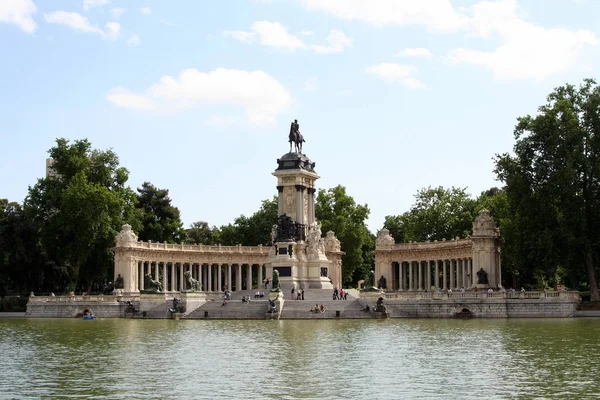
[184, 298, 270, 319]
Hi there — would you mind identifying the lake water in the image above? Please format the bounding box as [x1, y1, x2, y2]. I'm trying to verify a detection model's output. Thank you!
[1, 318, 599, 399]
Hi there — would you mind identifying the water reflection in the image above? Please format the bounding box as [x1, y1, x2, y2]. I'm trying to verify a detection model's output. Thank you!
[0, 318, 598, 399]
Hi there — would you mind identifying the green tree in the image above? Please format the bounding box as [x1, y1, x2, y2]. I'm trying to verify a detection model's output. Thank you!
[185, 221, 219, 245]
[315, 185, 372, 286]
[135, 182, 186, 244]
[495, 79, 600, 300]
[216, 197, 278, 246]
[25, 138, 139, 292]
[384, 186, 476, 243]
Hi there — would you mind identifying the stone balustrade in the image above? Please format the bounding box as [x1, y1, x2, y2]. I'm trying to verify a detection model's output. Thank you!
[367, 291, 580, 301]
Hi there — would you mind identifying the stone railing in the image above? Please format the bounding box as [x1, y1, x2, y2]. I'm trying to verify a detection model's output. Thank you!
[27, 295, 141, 303]
[124, 242, 269, 254]
[369, 291, 580, 301]
[379, 238, 473, 251]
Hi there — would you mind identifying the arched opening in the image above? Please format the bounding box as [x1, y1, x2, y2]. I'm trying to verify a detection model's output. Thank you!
[455, 307, 474, 318]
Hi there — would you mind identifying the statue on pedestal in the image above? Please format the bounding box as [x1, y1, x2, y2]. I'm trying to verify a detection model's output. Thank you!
[289, 119, 306, 153]
[272, 269, 281, 292]
[477, 268, 489, 285]
[306, 222, 323, 259]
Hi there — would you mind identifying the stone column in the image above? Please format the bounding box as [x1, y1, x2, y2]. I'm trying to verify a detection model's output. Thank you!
[227, 264, 232, 292]
[426, 261, 431, 290]
[277, 186, 284, 216]
[207, 264, 212, 292]
[236, 264, 242, 291]
[434, 261, 439, 289]
[449, 260, 454, 290]
[418, 261, 423, 290]
[258, 264, 263, 290]
[398, 262, 403, 291]
[408, 262, 413, 290]
[442, 260, 447, 290]
[246, 264, 252, 290]
[162, 262, 167, 292]
[307, 188, 316, 225]
[217, 264, 222, 292]
[295, 185, 305, 225]
[140, 261, 145, 291]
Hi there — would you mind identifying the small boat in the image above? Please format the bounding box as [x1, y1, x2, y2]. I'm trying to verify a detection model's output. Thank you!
[83, 314, 95, 320]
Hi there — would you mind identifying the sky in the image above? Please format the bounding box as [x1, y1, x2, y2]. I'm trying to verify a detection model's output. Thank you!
[1, 0, 599, 233]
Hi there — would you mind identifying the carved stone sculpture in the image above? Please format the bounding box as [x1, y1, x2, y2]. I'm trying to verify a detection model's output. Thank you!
[114, 274, 124, 289]
[376, 228, 395, 247]
[184, 271, 202, 292]
[272, 269, 281, 292]
[115, 224, 138, 247]
[324, 231, 341, 252]
[472, 209, 498, 237]
[306, 222, 323, 259]
[143, 274, 162, 292]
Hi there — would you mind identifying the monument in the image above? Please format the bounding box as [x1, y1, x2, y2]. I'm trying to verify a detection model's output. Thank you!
[266, 119, 342, 290]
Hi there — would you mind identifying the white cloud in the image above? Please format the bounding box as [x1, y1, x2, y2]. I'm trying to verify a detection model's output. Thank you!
[83, 0, 109, 11]
[45, 11, 122, 41]
[396, 47, 433, 58]
[45, 11, 104, 35]
[107, 87, 156, 110]
[0, 0, 37, 33]
[127, 33, 140, 47]
[310, 29, 353, 53]
[365, 63, 426, 88]
[107, 68, 291, 124]
[298, 30, 314, 36]
[111, 7, 125, 19]
[301, 0, 467, 33]
[252, 21, 307, 50]
[139, 6, 151, 15]
[104, 21, 120, 40]
[304, 77, 319, 91]
[224, 21, 352, 53]
[223, 30, 256, 43]
[449, 0, 598, 80]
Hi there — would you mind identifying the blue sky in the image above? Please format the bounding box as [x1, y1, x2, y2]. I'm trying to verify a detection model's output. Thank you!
[1, 0, 599, 232]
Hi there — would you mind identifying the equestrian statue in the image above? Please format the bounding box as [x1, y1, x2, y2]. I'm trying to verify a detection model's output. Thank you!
[289, 119, 305, 154]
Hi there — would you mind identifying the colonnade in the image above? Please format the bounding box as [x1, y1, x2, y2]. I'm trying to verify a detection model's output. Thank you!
[136, 261, 266, 293]
[392, 258, 474, 291]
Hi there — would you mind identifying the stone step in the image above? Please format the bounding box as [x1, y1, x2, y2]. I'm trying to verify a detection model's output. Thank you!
[185, 299, 270, 319]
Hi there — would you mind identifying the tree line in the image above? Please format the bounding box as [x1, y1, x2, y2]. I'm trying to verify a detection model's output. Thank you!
[1, 79, 599, 300]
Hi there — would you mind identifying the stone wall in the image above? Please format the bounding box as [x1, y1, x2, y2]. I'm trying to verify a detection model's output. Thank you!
[26, 296, 135, 318]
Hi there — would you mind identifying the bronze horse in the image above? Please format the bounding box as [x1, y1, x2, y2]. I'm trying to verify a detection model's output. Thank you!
[289, 119, 305, 153]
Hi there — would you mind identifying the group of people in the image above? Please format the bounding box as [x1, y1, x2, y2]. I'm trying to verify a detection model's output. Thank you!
[291, 287, 305, 300]
[241, 295, 252, 303]
[254, 291, 266, 298]
[332, 288, 348, 300]
[310, 304, 325, 313]
[221, 290, 232, 306]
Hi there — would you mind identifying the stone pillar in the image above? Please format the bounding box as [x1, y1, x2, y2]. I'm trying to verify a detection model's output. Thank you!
[442, 260, 447, 290]
[408, 262, 413, 291]
[450, 260, 455, 290]
[140, 261, 145, 291]
[236, 264, 242, 291]
[246, 264, 252, 290]
[227, 264, 232, 292]
[207, 264, 212, 292]
[154, 262, 158, 281]
[398, 262, 403, 291]
[217, 264, 222, 292]
[277, 186, 284, 216]
[418, 261, 423, 290]
[162, 262, 167, 293]
[434, 261, 439, 289]
[258, 264, 263, 290]
[307, 188, 316, 225]
[295, 185, 305, 225]
[426, 261, 431, 290]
